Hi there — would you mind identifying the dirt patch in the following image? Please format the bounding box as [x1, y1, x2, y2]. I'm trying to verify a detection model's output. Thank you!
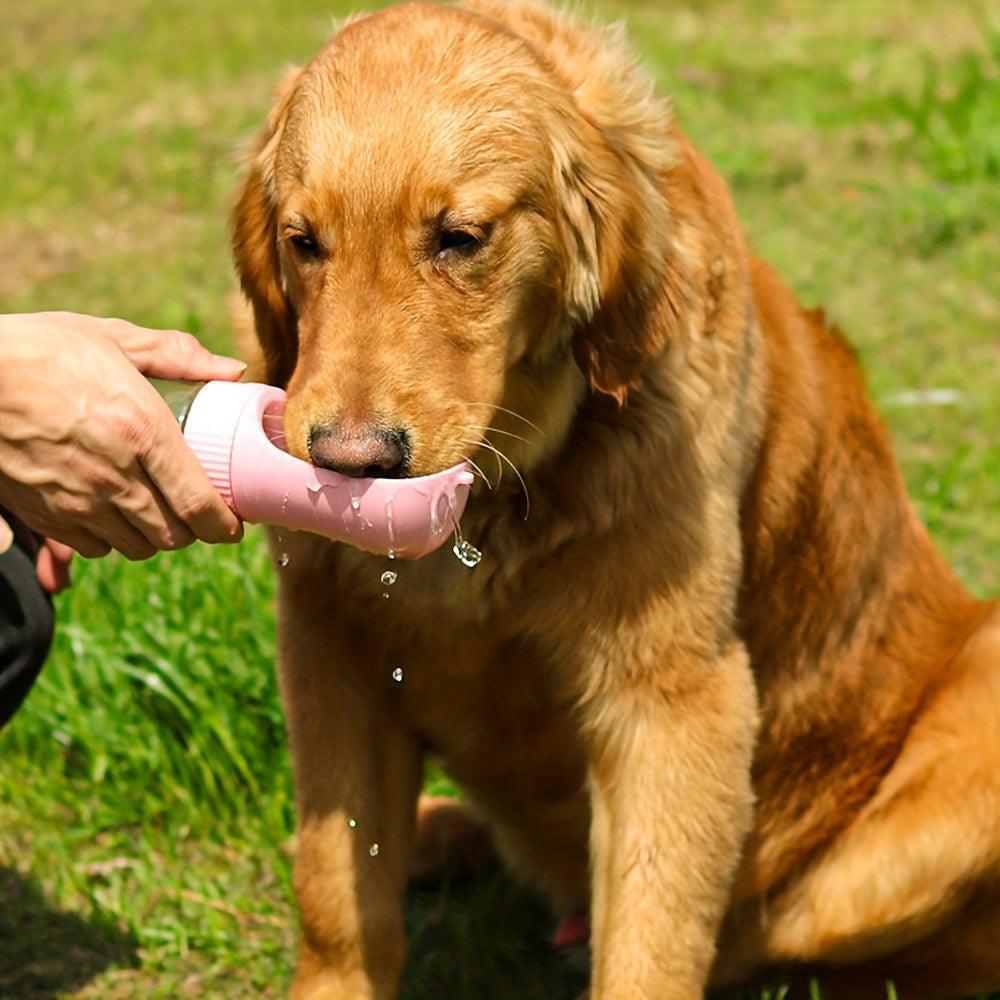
[0, 225, 84, 299]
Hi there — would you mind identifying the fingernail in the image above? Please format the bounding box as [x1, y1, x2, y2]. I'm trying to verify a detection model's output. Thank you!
[213, 354, 247, 371]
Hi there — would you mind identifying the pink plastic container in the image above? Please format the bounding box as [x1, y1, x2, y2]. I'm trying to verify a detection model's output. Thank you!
[176, 381, 474, 559]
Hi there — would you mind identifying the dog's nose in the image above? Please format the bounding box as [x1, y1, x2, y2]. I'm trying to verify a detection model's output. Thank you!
[308, 425, 408, 479]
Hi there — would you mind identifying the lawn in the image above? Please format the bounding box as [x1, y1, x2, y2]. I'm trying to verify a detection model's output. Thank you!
[0, 0, 997, 997]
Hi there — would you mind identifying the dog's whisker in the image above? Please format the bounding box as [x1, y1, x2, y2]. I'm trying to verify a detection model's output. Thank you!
[461, 423, 531, 445]
[460, 453, 494, 491]
[477, 438, 530, 520]
[458, 437, 503, 490]
[455, 401, 543, 436]
[459, 436, 504, 488]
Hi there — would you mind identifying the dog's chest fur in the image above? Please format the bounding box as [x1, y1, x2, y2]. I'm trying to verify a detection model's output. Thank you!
[274, 510, 593, 829]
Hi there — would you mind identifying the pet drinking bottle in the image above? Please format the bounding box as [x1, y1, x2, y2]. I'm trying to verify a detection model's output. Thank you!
[151, 379, 474, 559]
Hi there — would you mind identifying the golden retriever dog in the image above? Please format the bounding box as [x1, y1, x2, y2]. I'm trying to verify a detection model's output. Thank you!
[231, 2, 1000, 997]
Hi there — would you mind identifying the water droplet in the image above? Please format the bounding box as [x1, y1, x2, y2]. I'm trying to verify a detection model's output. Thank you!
[369, 843, 380, 857]
[278, 552, 290, 567]
[381, 570, 397, 586]
[350, 497, 361, 511]
[382, 592, 390, 599]
[385, 495, 396, 552]
[348, 817, 357, 829]
[430, 493, 449, 535]
[391, 666, 404, 683]
[452, 540, 482, 568]
[387, 548, 396, 560]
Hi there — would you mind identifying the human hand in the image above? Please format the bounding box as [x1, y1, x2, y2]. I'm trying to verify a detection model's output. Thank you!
[0, 312, 245, 560]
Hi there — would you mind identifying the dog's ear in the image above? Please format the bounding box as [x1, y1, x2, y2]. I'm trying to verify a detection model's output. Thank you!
[231, 66, 302, 387]
[466, 0, 693, 405]
[552, 127, 691, 407]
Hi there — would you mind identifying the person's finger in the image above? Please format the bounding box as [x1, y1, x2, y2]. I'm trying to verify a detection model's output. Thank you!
[114, 463, 197, 552]
[147, 455, 245, 545]
[71, 536, 113, 559]
[36, 539, 73, 594]
[42, 527, 112, 561]
[102, 322, 247, 382]
[88, 512, 159, 561]
[134, 394, 244, 545]
[38, 500, 157, 561]
[0, 515, 11, 555]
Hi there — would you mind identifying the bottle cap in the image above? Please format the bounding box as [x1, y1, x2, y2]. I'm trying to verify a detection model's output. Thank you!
[183, 381, 269, 509]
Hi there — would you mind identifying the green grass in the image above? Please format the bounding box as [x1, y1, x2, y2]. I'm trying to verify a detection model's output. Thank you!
[0, 0, 997, 997]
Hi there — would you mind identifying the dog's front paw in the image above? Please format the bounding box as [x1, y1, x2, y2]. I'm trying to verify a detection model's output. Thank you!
[291, 970, 383, 1000]
[292, 946, 402, 1000]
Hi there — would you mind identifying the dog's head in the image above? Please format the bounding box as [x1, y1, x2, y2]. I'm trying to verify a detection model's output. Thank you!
[233, 0, 690, 480]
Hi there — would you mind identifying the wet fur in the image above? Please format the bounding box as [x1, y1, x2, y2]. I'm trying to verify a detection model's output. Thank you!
[231, 3, 1000, 997]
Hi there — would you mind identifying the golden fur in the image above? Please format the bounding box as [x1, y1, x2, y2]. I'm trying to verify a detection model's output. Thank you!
[231, 3, 1000, 997]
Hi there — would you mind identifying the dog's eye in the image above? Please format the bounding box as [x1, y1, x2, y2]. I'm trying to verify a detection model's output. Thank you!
[289, 232, 320, 258]
[437, 228, 482, 258]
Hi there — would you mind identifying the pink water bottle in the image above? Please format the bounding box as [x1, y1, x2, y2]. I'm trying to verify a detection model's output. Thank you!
[152, 380, 474, 560]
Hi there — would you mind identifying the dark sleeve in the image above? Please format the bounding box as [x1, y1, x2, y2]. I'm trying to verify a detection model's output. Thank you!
[0, 521, 54, 729]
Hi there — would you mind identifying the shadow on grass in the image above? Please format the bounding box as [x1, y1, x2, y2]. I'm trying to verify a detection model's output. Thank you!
[402, 870, 1000, 1000]
[404, 870, 589, 1000]
[0, 866, 138, 1000]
